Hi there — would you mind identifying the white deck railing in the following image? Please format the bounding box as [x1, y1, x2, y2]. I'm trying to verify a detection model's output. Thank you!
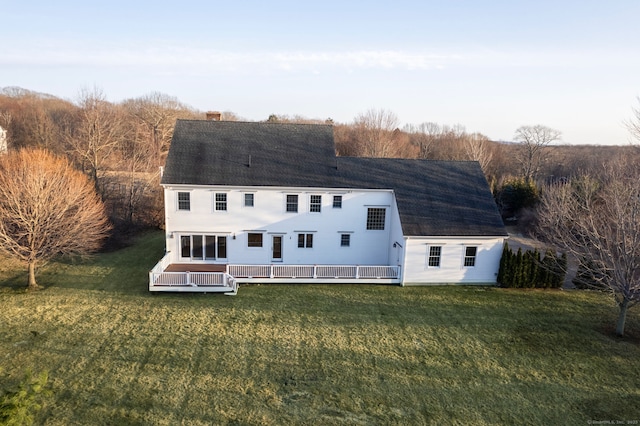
[150, 258, 399, 293]
[149, 254, 237, 294]
[150, 252, 172, 276]
[227, 264, 399, 280]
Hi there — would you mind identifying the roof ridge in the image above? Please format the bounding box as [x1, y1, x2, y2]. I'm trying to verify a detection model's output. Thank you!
[338, 156, 480, 164]
[176, 118, 333, 128]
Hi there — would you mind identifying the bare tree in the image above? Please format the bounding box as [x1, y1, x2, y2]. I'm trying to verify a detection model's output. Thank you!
[121, 92, 196, 168]
[514, 125, 561, 181]
[354, 108, 399, 157]
[354, 108, 398, 157]
[412, 123, 468, 160]
[334, 123, 359, 157]
[625, 97, 640, 144]
[433, 124, 469, 161]
[404, 122, 441, 159]
[218, 110, 242, 121]
[0, 124, 7, 154]
[0, 110, 12, 132]
[263, 113, 327, 124]
[67, 87, 127, 190]
[536, 161, 640, 336]
[463, 132, 493, 174]
[0, 149, 110, 290]
[23, 100, 62, 151]
[353, 109, 415, 158]
[112, 118, 164, 227]
[0, 93, 74, 153]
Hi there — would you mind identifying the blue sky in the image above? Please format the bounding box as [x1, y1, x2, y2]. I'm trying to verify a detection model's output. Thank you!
[1, 0, 639, 144]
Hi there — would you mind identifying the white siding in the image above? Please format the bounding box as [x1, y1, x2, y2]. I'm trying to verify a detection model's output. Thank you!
[402, 237, 505, 285]
[162, 185, 506, 286]
[387, 192, 405, 269]
[164, 186, 396, 266]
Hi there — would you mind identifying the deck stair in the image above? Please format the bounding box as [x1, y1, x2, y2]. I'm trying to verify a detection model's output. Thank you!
[149, 256, 237, 295]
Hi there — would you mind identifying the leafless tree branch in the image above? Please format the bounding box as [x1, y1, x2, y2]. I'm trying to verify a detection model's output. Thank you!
[0, 149, 111, 289]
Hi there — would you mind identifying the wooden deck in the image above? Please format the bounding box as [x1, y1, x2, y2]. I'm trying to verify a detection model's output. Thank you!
[150, 259, 400, 293]
[164, 264, 227, 273]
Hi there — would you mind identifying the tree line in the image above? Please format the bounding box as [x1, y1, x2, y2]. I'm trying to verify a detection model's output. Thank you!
[2, 87, 637, 228]
[1, 86, 640, 335]
[0, 87, 204, 232]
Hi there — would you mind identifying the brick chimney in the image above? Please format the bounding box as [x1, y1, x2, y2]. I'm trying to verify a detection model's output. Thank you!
[206, 111, 222, 121]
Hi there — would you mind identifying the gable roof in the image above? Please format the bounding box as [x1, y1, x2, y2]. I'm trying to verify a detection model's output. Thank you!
[161, 120, 337, 187]
[162, 119, 507, 237]
[334, 157, 506, 237]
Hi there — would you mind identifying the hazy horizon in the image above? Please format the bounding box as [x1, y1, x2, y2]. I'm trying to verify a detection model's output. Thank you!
[2, 1, 639, 145]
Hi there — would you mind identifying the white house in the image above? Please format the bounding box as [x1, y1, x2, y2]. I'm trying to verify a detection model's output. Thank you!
[149, 119, 508, 294]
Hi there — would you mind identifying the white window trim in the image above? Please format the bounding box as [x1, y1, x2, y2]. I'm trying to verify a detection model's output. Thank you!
[285, 194, 300, 213]
[178, 233, 230, 260]
[177, 191, 192, 212]
[463, 246, 478, 268]
[366, 207, 386, 230]
[213, 192, 228, 213]
[297, 233, 314, 249]
[426, 245, 442, 269]
[309, 194, 322, 214]
[243, 192, 255, 208]
[247, 232, 264, 249]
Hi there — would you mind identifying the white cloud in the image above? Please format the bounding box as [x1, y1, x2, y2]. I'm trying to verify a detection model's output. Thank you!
[4, 38, 638, 79]
[1, 39, 466, 74]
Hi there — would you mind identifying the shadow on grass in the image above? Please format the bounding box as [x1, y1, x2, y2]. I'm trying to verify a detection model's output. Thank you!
[579, 393, 640, 421]
[2, 259, 639, 424]
[0, 271, 28, 292]
[0, 231, 165, 295]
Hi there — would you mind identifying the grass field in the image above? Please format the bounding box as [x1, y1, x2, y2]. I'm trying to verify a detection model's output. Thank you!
[1, 231, 639, 425]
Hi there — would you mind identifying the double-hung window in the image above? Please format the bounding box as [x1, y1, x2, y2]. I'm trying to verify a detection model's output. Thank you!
[298, 233, 313, 248]
[215, 193, 227, 211]
[333, 195, 342, 208]
[177, 192, 190, 211]
[464, 247, 477, 267]
[244, 193, 254, 207]
[428, 246, 442, 267]
[310, 195, 322, 213]
[366, 208, 386, 230]
[286, 195, 298, 213]
[340, 234, 351, 247]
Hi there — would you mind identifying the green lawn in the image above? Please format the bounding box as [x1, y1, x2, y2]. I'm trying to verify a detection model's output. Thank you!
[1, 231, 639, 425]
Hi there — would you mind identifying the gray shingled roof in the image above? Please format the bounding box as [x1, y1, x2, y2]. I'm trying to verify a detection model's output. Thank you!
[161, 120, 337, 187]
[334, 157, 507, 236]
[162, 119, 507, 237]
